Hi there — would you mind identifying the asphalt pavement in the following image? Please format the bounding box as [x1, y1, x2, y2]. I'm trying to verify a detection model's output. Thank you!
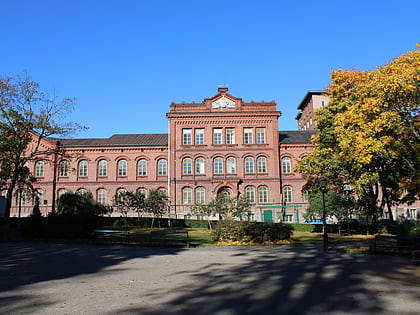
[0, 242, 419, 314]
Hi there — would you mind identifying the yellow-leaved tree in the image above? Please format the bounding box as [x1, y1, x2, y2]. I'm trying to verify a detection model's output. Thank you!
[296, 46, 419, 223]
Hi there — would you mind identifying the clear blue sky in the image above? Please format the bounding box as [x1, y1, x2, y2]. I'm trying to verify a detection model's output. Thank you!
[2, 0, 419, 138]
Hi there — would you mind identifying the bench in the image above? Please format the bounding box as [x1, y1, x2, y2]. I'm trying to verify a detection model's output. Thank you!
[149, 230, 189, 248]
[91, 229, 131, 245]
[370, 235, 420, 255]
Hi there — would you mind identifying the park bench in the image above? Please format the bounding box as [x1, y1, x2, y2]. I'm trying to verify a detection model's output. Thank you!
[149, 230, 189, 248]
[91, 229, 131, 245]
[370, 235, 420, 255]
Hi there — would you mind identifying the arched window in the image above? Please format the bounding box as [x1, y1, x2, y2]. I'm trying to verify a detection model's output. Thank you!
[137, 188, 147, 196]
[97, 189, 107, 205]
[182, 187, 192, 204]
[195, 187, 205, 204]
[257, 156, 267, 173]
[195, 158, 205, 174]
[244, 157, 254, 174]
[116, 188, 127, 202]
[219, 188, 231, 203]
[137, 159, 147, 176]
[118, 160, 127, 176]
[59, 160, 69, 177]
[58, 189, 68, 200]
[258, 186, 268, 203]
[35, 189, 43, 205]
[245, 186, 255, 203]
[183, 158, 192, 175]
[157, 159, 167, 176]
[283, 186, 293, 203]
[158, 188, 167, 196]
[98, 160, 107, 177]
[226, 157, 236, 174]
[78, 160, 88, 177]
[35, 161, 45, 177]
[282, 157, 292, 174]
[77, 189, 88, 196]
[213, 157, 223, 174]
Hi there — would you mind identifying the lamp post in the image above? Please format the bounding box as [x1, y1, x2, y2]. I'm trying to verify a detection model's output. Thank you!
[17, 177, 25, 219]
[319, 176, 328, 253]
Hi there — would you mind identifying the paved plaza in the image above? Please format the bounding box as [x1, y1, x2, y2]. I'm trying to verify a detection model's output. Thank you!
[0, 242, 419, 314]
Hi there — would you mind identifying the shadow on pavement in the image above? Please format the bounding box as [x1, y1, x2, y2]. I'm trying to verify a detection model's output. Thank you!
[118, 246, 420, 314]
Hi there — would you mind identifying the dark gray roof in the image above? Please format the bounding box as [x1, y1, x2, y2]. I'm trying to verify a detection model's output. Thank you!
[279, 130, 317, 144]
[59, 134, 168, 147]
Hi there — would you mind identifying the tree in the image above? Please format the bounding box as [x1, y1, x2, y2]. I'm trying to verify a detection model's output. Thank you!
[0, 72, 84, 221]
[296, 47, 419, 223]
[113, 190, 145, 224]
[57, 192, 111, 217]
[191, 194, 252, 223]
[304, 190, 355, 234]
[144, 189, 168, 227]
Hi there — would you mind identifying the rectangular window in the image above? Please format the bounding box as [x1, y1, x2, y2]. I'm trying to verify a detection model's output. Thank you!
[183, 129, 192, 145]
[213, 128, 222, 145]
[195, 128, 204, 145]
[244, 128, 253, 144]
[256, 128, 266, 144]
[226, 128, 235, 144]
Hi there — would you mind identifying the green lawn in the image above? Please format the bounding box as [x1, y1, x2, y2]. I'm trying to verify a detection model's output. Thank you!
[94, 228, 373, 247]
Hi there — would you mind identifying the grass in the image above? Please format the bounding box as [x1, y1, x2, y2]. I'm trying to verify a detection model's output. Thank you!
[93, 227, 374, 248]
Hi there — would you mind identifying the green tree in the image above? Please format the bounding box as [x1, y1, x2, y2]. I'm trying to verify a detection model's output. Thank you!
[191, 194, 252, 223]
[0, 73, 84, 221]
[113, 190, 145, 223]
[144, 189, 168, 227]
[296, 47, 419, 223]
[304, 190, 355, 234]
[57, 192, 111, 217]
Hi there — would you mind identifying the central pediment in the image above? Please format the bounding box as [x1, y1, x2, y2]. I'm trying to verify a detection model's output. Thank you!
[211, 95, 235, 109]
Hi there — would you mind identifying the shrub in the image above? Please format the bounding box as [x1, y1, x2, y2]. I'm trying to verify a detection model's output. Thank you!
[212, 220, 294, 244]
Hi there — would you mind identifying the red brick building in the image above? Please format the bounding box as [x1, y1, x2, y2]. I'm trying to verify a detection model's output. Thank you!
[7, 88, 418, 222]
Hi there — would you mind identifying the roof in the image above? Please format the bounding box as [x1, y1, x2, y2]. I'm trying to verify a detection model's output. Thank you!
[297, 91, 325, 110]
[278, 130, 317, 144]
[55, 131, 314, 148]
[58, 134, 168, 147]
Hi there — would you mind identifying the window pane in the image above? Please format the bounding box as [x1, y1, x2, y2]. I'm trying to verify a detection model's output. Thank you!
[97, 189, 107, 205]
[195, 187, 205, 204]
[195, 158, 205, 174]
[284, 186, 292, 203]
[244, 128, 253, 144]
[138, 159, 147, 176]
[98, 160, 107, 176]
[213, 128, 222, 145]
[258, 186, 268, 203]
[118, 160, 127, 176]
[226, 128, 235, 144]
[195, 129, 204, 145]
[158, 159, 167, 176]
[59, 161, 68, 177]
[256, 128, 266, 144]
[282, 157, 292, 174]
[226, 157, 236, 174]
[245, 186, 255, 203]
[183, 158, 192, 174]
[214, 157, 223, 174]
[35, 161, 44, 177]
[245, 157, 254, 174]
[183, 187, 192, 204]
[257, 157, 267, 173]
[79, 161, 88, 177]
[183, 129, 192, 145]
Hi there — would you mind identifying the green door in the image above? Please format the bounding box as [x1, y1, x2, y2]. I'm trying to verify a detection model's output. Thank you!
[263, 210, 273, 222]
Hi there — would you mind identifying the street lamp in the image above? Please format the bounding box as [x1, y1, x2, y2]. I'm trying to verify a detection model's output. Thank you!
[319, 176, 328, 253]
[17, 177, 25, 219]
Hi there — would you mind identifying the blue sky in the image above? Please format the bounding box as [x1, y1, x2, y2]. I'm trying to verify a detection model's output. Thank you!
[2, 0, 419, 138]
